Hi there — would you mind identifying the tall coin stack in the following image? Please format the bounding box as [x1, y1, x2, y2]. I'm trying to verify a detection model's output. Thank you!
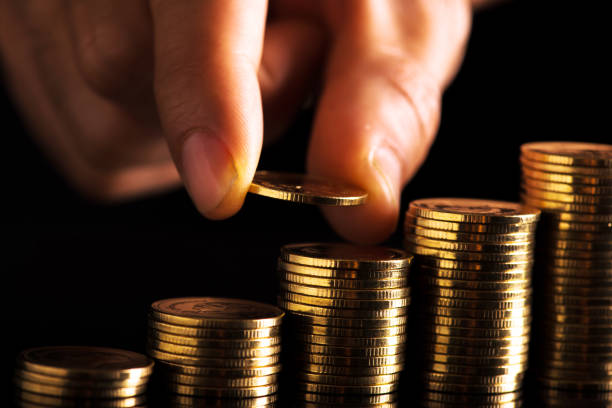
[14, 346, 152, 407]
[276, 243, 411, 407]
[146, 297, 283, 407]
[519, 141, 612, 396]
[404, 198, 539, 407]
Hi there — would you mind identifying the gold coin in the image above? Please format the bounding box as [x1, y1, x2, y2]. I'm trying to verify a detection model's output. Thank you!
[423, 342, 529, 357]
[422, 314, 531, 329]
[523, 185, 612, 204]
[278, 259, 406, 279]
[418, 265, 531, 282]
[299, 362, 403, 376]
[422, 360, 526, 376]
[148, 319, 280, 339]
[298, 353, 404, 367]
[169, 382, 277, 398]
[550, 257, 612, 269]
[404, 223, 532, 242]
[147, 339, 280, 358]
[155, 361, 281, 378]
[424, 379, 522, 394]
[280, 271, 407, 289]
[424, 371, 523, 386]
[146, 348, 280, 368]
[17, 346, 153, 381]
[296, 333, 406, 347]
[544, 340, 612, 355]
[280, 243, 410, 270]
[542, 322, 612, 335]
[248, 170, 367, 206]
[150, 298, 283, 329]
[286, 313, 407, 329]
[296, 372, 400, 386]
[422, 305, 530, 319]
[543, 303, 612, 317]
[16, 390, 146, 407]
[414, 257, 533, 271]
[521, 142, 612, 167]
[421, 401, 522, 408]
[407, 243, 533, 262]
[405, 214, 537, 234]
[546, 248, 612, 259]
[421, 276, 530, 291]
[548, 212, 612, 224]
[422, 389, 522, 404]
[297, 381, 398, 395]
[422, 332, 529, 348]
[292, 322, 406, 337]
[546, 313, 612, 326]
[407, 235, 534, 253]
[521, 194, 612, 216]
[547, 230, 612, 241]
[296, 342, 403, 357]
[167, 373, 277, 387]
[546, 219, 612, 233]
[548, 239, 612, 251]
[148, 330, 280, 349]
[424, 295, 531, 310]
[537, 363, 612, 378]
[538, 377, 612, 392]
[540, 350, 612, 364]
[15, 370, 148, 388]
[169, 393, 277, 407]
[408, 198, 540, 224]
[423, 286, 531, 300]
[546, 285, 612, 297]
[15, 379, 146, 398]
[299, 391, 398, 404]
[544, 330, 612, 344]
[522, 167, 612, 186]
[427, 325, 530, 339]
[297, 402, 397, 408]
[280, 291, 409, 309]
[523, 176, 612, 195]
[278, 299, 407, 318]
[279, 282, 409, 300]
[546, 265, 612, 279]
[520, 156, 612, 176]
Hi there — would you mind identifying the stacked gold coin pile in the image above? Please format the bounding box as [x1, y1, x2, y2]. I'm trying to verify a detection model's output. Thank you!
[404, 198, 539, 407]
[276, 243, 411, 407]
[146, 297, 283, 407]
[520, 141, 612, 392]
[14, 346, 152, 407]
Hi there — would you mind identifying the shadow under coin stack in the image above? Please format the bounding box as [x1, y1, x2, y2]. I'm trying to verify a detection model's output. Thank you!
[14, 346, 152, 407]
[146, 297, 283, 407]
[519, 142, 612, 402]
[404, 198, 539, 407]
[276, 243, 411, 408]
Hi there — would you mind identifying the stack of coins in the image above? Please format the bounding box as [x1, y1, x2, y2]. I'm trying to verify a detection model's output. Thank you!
[276, 243, 411, 407]
[146, 297, 283, 407]
[404, 198, 539, 407]
[520, 141, 612, 393]
[14, 346, 152, 407]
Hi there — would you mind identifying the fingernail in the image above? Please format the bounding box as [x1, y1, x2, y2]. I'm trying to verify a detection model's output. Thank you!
[371, 145, 402, 203]
[181, 131, 237, 215]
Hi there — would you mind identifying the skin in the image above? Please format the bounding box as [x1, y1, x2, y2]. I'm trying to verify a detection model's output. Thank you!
[0, 0, 482, 244]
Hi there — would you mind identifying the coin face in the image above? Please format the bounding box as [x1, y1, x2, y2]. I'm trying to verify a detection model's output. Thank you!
[521, 142, 612, 167]
[281, 243, 411, 270]
[408, 198, 540, 224]
[19, 347, 153, 379]
[248, 171, 367, 206]
[152, 298, 282, 320]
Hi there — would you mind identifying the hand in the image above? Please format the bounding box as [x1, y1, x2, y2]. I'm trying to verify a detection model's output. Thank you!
[0, 0, 474, 243]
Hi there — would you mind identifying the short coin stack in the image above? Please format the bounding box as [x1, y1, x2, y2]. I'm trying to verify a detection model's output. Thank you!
[404, 198, 539, 407]
[14, 346, 152, 407]
[276, 243, 411, 407]
[146, 297, 283, 407]
[520, 141, 612, 393]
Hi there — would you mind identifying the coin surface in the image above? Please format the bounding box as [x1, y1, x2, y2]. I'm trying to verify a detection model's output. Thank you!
[150, 298, 284, 329]
[408, 198, 540, 224]
[17, 346, 154, 380]
[249, 170, 368, 205]
[280, 243, 411, 270]
[521, 141, 612, 167]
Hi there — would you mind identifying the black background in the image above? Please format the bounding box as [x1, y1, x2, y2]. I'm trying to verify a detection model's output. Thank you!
[2, 1, 610, 406]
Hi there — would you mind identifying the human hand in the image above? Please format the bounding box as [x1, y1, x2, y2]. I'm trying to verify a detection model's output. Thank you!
[0, 1, 474, 243]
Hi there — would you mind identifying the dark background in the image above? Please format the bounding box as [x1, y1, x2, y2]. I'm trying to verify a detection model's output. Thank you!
[1, 1, 610, 406]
